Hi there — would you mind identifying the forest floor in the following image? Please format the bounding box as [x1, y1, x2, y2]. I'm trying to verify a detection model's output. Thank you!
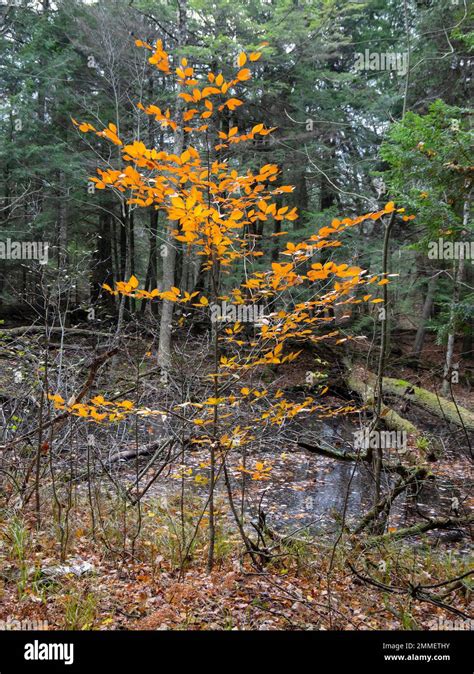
[0, 500, 471, 631]
[0, 328, 472, 630]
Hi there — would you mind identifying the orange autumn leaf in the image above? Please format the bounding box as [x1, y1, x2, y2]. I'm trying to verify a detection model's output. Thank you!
[237, 68, 251, 81]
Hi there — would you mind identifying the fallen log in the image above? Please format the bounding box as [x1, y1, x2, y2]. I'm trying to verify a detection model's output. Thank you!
[343, 358, 474, 433]
[297, 441, 359, 462]
[110, 440, 164, 463]
[344, 360, 420, 436]
[368, 514, 474, 544]
[297, 440, 420, 477]
[0, 326, 112, 340]
[382, 376, 474, 432]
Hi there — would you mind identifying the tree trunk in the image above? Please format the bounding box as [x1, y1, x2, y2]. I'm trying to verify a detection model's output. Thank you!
[57, 169, 67, 271]
[373, 210, 395, 499]
[141, 209, 159, 316]
[129, 209, 136, 314]
[91, 210, 115, 312]
[115, 202, 131, 337]
[441, 258, 463, 396]
[441, 193, 469, 395]
[141, 77, 161, 317]
[158, 0, 187, 368]
[412, 272, 437, 359]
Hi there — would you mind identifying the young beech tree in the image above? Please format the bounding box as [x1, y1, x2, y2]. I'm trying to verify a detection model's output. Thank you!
[64, 39, 408, 568]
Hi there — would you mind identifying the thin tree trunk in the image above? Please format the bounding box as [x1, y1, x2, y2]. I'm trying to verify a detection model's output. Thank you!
[141, 73, 160, 317]
[179, 244, 190, 293]
[115, 202, 131, 338]
[129, 209, 136, 314]
[441, 257, 464, 396]
[141, 210, 159, 315]
[91, 210, 114, 312]
[158, 0, 187, 368]
[58, 169, 67, 270]
[441, 193, 470, 396]
[412, 273, 437, 359]
[372, 210, 396, 508]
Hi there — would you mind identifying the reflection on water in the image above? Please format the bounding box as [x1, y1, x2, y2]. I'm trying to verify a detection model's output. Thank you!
[138, 419, 458, 537]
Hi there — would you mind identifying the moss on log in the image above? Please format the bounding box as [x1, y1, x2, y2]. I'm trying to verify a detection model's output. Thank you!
[344, 359, 474, 434]
[382, 377, 474, 432]
[344, 362, 420, 436]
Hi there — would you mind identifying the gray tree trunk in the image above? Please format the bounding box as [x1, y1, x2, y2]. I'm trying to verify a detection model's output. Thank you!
[412, 273, 437, 359]
[58, 170, 67, 271]
[441, 194, 470, 395]
[158, 0, 187, 368]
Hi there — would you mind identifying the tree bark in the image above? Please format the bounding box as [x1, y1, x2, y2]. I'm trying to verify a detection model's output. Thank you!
[412, 272, 437, 359]
[158, 0, 187, 368]
[141, 209, 159, 316]
[442, 257, 464, 396]
[373, 210, 396, 500]
[441, 193, 470, 395]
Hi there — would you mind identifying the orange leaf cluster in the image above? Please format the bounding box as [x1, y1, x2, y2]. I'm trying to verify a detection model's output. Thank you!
[48, 393, 135, 423]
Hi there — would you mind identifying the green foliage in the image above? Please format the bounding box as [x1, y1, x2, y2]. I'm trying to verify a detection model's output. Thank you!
[380, 100, 472, 247]
[62, 589, 98, 630]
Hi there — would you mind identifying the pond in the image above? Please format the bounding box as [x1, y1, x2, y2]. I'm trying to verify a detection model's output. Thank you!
[128, 417, 463, 540]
